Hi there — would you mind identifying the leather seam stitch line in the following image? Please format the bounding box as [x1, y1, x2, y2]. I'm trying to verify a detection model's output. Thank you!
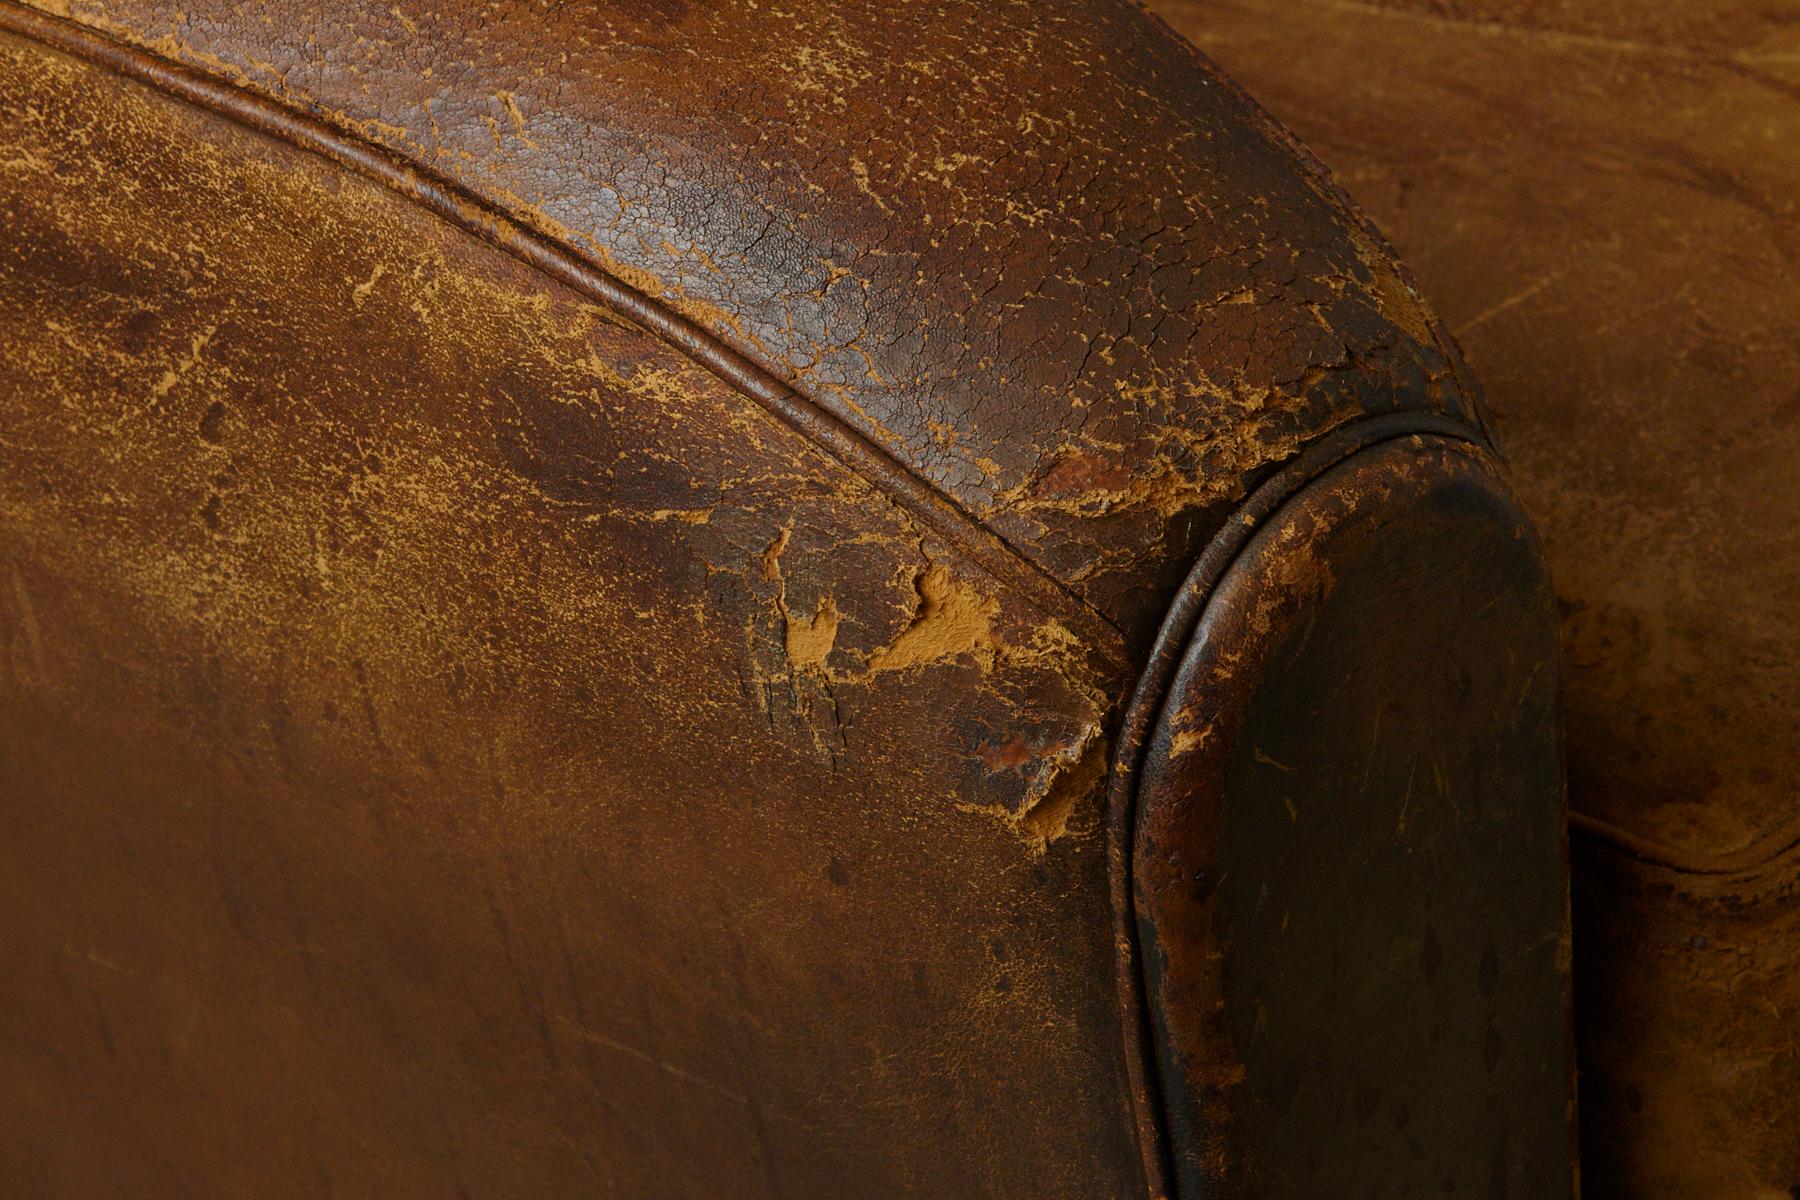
[0, 0, 1135, 669]
[1104, 413, 1489, 1200]
[1569, 809, 1800, 878]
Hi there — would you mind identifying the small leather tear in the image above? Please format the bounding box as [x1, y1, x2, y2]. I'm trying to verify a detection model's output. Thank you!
[866, 563, 998, 674]
[784, 595, 839, 671]
[1013, 729, 1109, 855]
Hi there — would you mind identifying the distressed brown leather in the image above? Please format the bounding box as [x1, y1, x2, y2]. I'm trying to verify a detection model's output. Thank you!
[0, 2, 1571, 1196]
[1148, 2, 1800, 1196]
[13, 0, 1494, 649]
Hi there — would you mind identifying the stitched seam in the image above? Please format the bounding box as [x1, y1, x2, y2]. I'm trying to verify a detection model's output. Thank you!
[0, 0, 1136, 670]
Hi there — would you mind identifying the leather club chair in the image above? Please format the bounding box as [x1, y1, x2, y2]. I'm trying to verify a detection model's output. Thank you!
[0, 2, 1575, 1195]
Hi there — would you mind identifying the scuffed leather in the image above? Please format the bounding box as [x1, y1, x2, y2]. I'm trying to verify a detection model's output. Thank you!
[0, 3, 1564, 1197]
[0, 31, 1141, 1194]
[33, 0, 1485, 644]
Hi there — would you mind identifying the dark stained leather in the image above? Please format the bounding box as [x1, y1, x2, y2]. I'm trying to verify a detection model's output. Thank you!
[1148, 1, 1800, 1194]
[31, 0, 1484, 646]
[1130, 436, 1571, 1197]
[0, 2, 1572, 1196]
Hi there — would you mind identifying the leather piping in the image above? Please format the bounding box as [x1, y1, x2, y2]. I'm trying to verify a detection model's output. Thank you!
[0, 0, 1135, 675]
[1105, 412, 1487, 1199]
[1568, 809, 1800, 878]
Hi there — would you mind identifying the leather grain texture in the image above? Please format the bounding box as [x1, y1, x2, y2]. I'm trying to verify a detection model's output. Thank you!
[1146, 1, 1800, 1195]
[0, 2, 1572, 1195]
[13, 0, 1487, 648]
[0, 33, 1139, 1195]
[1132, 435, 1572, 1198]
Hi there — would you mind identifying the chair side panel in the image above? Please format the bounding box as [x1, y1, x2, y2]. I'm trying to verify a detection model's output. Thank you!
[0, 35, 1139, 1198]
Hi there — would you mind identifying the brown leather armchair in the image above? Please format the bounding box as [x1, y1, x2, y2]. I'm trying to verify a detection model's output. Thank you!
[1, 2, 1575, 1195]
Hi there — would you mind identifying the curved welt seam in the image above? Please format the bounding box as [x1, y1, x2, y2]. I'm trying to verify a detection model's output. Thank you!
[1569, 809, 1800, 878]
[1104, 412, 1487, 1200]
[0, 0, 1133, 674]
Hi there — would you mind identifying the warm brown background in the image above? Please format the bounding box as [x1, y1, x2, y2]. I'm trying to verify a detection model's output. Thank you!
[1145, 2, 1800, 1196]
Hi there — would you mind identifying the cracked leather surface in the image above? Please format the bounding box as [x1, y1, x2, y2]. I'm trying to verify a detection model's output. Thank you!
[0, 2, 1573, 1196]
[29, 0, 1483, 646]
[0, 32, 1140, 1195]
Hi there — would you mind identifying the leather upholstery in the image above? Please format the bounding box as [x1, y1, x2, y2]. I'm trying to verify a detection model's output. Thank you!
[0, 2, 1572, 1195]
[1148, 1, 1800, 1195]
[19, 0, 1487, 647]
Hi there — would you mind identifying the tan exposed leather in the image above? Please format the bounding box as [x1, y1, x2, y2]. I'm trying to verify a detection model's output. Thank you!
[11, 0, 1493, 646]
